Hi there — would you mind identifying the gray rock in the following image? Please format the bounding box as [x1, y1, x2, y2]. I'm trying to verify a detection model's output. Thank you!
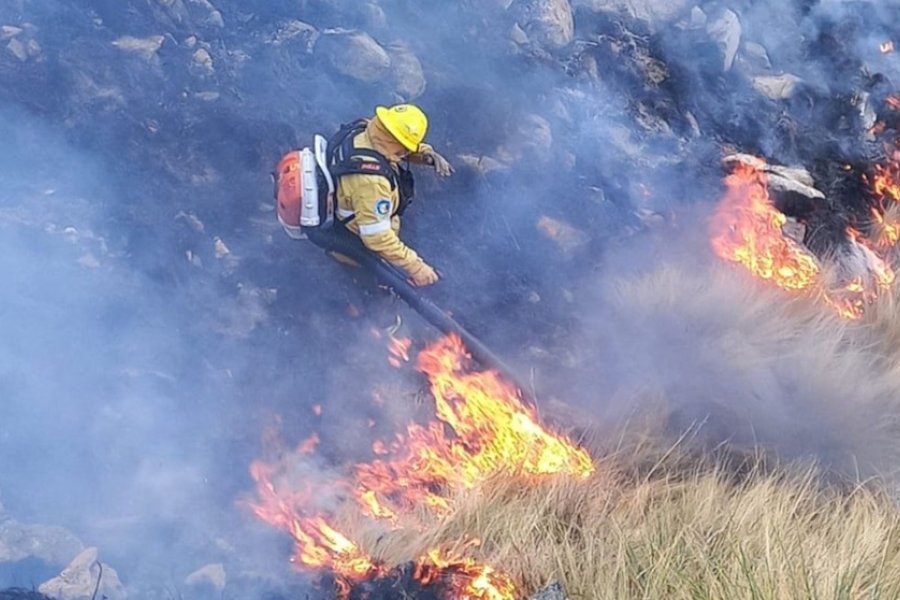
[111, 35, 165, 61]
[530, 582, 569, 600]
[739, 41, 771, 72]
[6, 37, 26, 61]
[25, 37, 41, 58]
[572, 0, 689, 29]
[722, 154, 824, 200]
[706, 8, 741, 71]
[387, 41, 426, 100]
[510, 0, 575, 50]
[187, 0, 224, 28]
[359, 1, 388, 31]
[185, 562, 227, 592]
[0, 518, 84, 566]
[267, 20, 319, 52]
[689, 6, 707, 28]
[752, 73, 803, 100]
[0, 25, 22, 39]
[39, 547, 126, 600]
[192, 47, 214, 74]
[316, 29, 391, 83]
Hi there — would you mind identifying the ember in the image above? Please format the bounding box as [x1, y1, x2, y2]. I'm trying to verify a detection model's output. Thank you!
[881, 41, 894, 54]
[249, 334, 593, 598]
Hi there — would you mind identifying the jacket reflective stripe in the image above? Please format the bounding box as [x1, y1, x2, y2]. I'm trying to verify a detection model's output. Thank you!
[358, 220, 392, 236]
[337, 208, 356, 219]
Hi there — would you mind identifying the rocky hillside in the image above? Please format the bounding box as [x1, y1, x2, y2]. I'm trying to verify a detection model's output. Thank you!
[1, 0, 899, 598]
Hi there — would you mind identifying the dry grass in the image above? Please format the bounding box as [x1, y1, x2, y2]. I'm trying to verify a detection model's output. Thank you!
[356, 259, 900, 599]
[372, 457, 900, 600]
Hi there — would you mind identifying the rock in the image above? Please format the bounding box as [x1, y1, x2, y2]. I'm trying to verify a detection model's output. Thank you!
[25, 38, 41, 58]
[38, 548, 126, 600]
[0, 25, 22, 39]
[214, 236, 231, 258]
[537, 215, 588, 254]
[752, 73, 802, 100]
[496, 112, 554, 165]
[387, 42, 426, 100]
[359, 1, 388, 31]
[738, 41, 771, 73]
[510, 0, 575, 50]
[268, 20, 319, 52]
[706, 8, 741, 71]
[689, 6, 707, 28]
[6, 37, 26, 61]
[187, 0, 224, 28]
[0, 519, 84, 566]
[509, 22, 530, 45]
[111, 35, 165, 61]
[723, 154, 825, 201]
[572, 0, 689, 29]
[530, 582, 569, 600]
[192, 47, 214, 74]
[184, 563, 226, 592]
[316, 29, 391, 83]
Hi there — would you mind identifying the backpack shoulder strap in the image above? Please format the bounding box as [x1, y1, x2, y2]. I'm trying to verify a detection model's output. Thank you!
[328, 120, 397, 190]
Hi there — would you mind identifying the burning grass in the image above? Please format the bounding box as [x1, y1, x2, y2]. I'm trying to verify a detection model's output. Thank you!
[251, 148, 900, 597]
[374, 451, 900, 600]
[251, 256, 900, 597]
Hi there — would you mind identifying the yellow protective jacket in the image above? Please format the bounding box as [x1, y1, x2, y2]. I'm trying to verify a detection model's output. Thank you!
[336, 121, 428, 276]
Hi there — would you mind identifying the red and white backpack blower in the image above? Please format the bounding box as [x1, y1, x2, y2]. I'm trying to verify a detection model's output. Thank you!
[274, 134, 335, 240]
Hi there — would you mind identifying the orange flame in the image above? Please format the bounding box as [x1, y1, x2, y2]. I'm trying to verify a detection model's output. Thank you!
[250, 334, 593, 598]
[711, 158, 896, 319]
[710, 162, 821, 291]
[888, 96, 900, 110]
[356, 335, 593, 514]
[388, 335, 412, 368]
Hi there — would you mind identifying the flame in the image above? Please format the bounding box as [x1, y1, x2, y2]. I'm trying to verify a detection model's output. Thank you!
[356, 335, 593, 514]
[710, 162, 821, 291]
[387, 335, 412, 368]
[416, 548, 518, 600]
[871, 162, 900, 206]
[711, 158, 896, 320]
[866, 155, 900, 248]
[250, 334, 593, 598]
[881, 41, 894, 54]
[888, 96, 900, 110]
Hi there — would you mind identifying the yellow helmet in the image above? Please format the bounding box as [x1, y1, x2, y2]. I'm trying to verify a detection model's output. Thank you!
[375, 104, 428, 152]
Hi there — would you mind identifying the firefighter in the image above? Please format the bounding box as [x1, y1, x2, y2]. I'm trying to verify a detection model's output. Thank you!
[327, 104, 453, 287]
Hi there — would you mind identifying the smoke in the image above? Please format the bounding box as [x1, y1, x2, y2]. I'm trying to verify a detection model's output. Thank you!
[2, 0, 900, 595]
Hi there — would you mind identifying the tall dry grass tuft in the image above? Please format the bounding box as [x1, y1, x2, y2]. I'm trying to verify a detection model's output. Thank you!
[567, 259, 900, 480]
[365, 455, 900, 599]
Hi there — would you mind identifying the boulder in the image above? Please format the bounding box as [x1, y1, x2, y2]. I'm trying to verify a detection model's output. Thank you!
[184, 563, 227, 592]
[111, 35, 165, 62]
[0, 518, 84, 567]
[316, 29, 391, 83]
[752, 73, 803, 100]
[706, 8, 742, 71]
[267, 20, 319, 53]
[39, 548, 126, 600]
[510, 0, 575, 50]
[530, 582, 569, 600]
[387, 42, 426, 100]
[571, 0, 689, 29]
